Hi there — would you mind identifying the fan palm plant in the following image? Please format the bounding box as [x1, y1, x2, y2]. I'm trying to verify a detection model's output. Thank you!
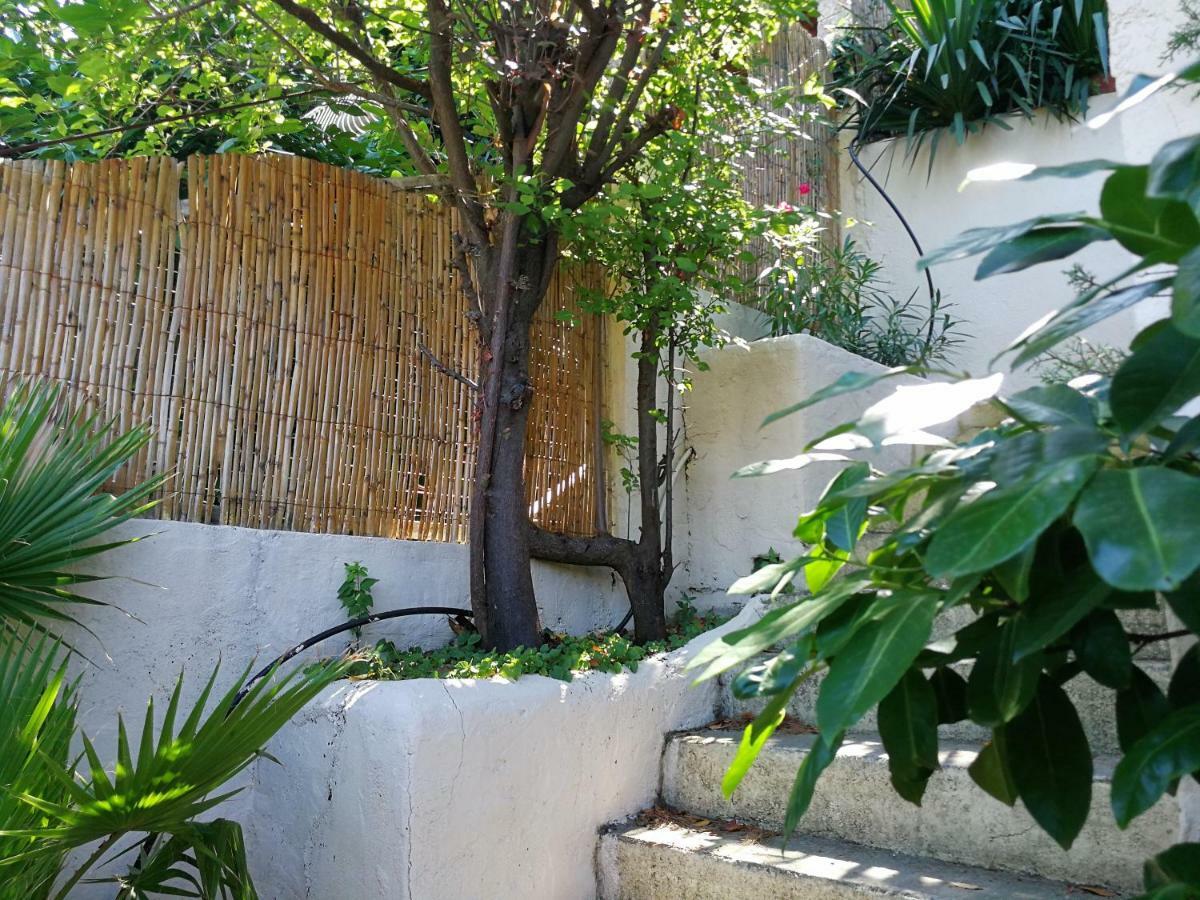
[0, 380, 352, 897]
[0, 380, 164, 641]
[0, 635, 346, 899]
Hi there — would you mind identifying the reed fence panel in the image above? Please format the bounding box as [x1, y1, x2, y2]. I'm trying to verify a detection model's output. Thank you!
[0, 154, 600, 541]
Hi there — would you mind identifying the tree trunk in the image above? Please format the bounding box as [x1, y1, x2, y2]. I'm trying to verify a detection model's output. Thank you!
[468, 233, 556, 651]
[527, 322, 670, 644]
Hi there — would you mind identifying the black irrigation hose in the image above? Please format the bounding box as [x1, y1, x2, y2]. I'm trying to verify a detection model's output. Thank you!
[233, 605, 475, 705]
[846, 141, 940, 351]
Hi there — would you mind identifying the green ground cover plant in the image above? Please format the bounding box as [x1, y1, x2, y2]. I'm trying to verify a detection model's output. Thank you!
[691, 60, 1200, 898]
[346, 596, 727, 683]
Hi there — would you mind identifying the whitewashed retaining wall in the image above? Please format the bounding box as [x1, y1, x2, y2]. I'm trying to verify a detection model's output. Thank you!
[63, 520, 630, 752]
[819, 0, 1200, 382]
[682, 333, 921, 595]
[242, 600, 763, 900]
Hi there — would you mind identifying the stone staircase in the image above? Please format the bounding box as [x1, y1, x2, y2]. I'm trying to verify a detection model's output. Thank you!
[596, 605, 1179, 898]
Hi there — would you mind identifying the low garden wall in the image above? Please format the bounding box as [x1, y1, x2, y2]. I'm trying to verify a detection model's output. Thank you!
[241, 600, 765, 899]
[64, 520, 630, 749]
[683, 333, 921, 595]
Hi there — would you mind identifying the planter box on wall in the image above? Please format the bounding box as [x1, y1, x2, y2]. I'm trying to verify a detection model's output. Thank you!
[241, 601, 765, 900]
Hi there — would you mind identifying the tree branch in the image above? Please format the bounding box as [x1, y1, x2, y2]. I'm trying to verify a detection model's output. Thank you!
[266, 0, 431, 98]
[418, 340, 479, 391]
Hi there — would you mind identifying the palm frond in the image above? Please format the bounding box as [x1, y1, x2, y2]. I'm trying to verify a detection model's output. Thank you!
[0, 380, 165, 640]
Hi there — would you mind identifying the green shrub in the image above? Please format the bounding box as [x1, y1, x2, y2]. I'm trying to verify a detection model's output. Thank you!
[693, 63, 1200, 897]
[759, 236, 962, 366]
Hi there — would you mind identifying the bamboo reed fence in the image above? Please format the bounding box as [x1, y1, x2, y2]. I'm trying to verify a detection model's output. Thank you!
[735, 22, 842, 306]
[0, 154, 600, 541]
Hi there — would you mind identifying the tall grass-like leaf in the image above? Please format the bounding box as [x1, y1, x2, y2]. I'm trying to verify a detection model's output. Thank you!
[0, 380, 165, 640]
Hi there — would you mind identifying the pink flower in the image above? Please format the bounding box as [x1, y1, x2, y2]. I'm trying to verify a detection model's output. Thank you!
[797, 182, 812, 197]
[778, 201, 795, 212]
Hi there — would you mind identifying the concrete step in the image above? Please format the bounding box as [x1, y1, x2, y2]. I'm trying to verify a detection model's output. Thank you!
[719, 659, 1172, 757]
[598, 822, 1082, 899]
[662, 731, 1177, 891]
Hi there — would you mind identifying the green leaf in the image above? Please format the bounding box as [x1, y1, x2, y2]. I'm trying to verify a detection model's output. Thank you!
[1009, 278, 1172, 368]
[816, 591, 940, 736]
[731, 644, 809, 700]
[968, 734, 1018, 806]
[967, 621, 1042, 726]
[1117, 666, 1172, 756]
[975, 225, 1112, 279]
[732, 452, 849, 478]
[722, 683, 796, 798]
[1163, 572, 1200, 635]
[823, 463, 871, 552]
[1111, 323, 1200, 436]
[919, 212, 1089, 269]
[984, 427, 1107, 486]
[1074, 467, 1200, 591]
[1101, 166, 1200, 261]
[1171, 246, 1200, 337]
[1003, 384, 1096, 428]
[926, 457, 1097, 579]
[929, 667, 969, 724]
[761, 368, 919, 428]
[819, 375, 1003, 451]
[1002, 678, 1093, 849]
[1070, 609, 1133, 689]
[1112, 706, 1200, 828]
[878, 668, 939, 804]
[1148, 134, 1200, 215]
[1168, 645, 1200, 710]
[1012, 567, 1110, 661]
[688, 579, 869, 681]
[784, 731, 844, 836]
[1144, 843, 1200, 889]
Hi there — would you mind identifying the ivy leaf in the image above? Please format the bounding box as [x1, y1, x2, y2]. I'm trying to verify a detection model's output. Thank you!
[1117, 667, 1172, 754]
[783, 731, 844, 836]
[1112, 706, 1200, 828]
[925, 456, 1097, 579]
[968, 734, 1018, 806]
[1110, 322, 1200, 436]
[816, 591, 940, 737]
[878, 668, 940, 805]
[1074, 467, 1200, 591]
[1002, 677, 1093, 849]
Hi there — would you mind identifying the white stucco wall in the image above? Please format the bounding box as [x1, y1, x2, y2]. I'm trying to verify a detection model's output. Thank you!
[242, 599, 763, 900]
[822, 0, 1200, 382]
[682, 333, 920, 595]
[63, 519, 630, 753]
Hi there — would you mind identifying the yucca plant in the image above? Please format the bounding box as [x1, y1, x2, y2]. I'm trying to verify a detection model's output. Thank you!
[831, 0, 1109, 161]
[0, 637, 347, 900]
[0, 380, 164, 641]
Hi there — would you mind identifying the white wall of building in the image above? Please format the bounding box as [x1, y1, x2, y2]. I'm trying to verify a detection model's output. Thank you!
[820, 0, 1200, 383]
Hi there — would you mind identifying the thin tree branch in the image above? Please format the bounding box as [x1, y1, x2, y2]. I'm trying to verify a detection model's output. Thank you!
[417, 340, 479, 391]
[266, 0, 432, 98]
